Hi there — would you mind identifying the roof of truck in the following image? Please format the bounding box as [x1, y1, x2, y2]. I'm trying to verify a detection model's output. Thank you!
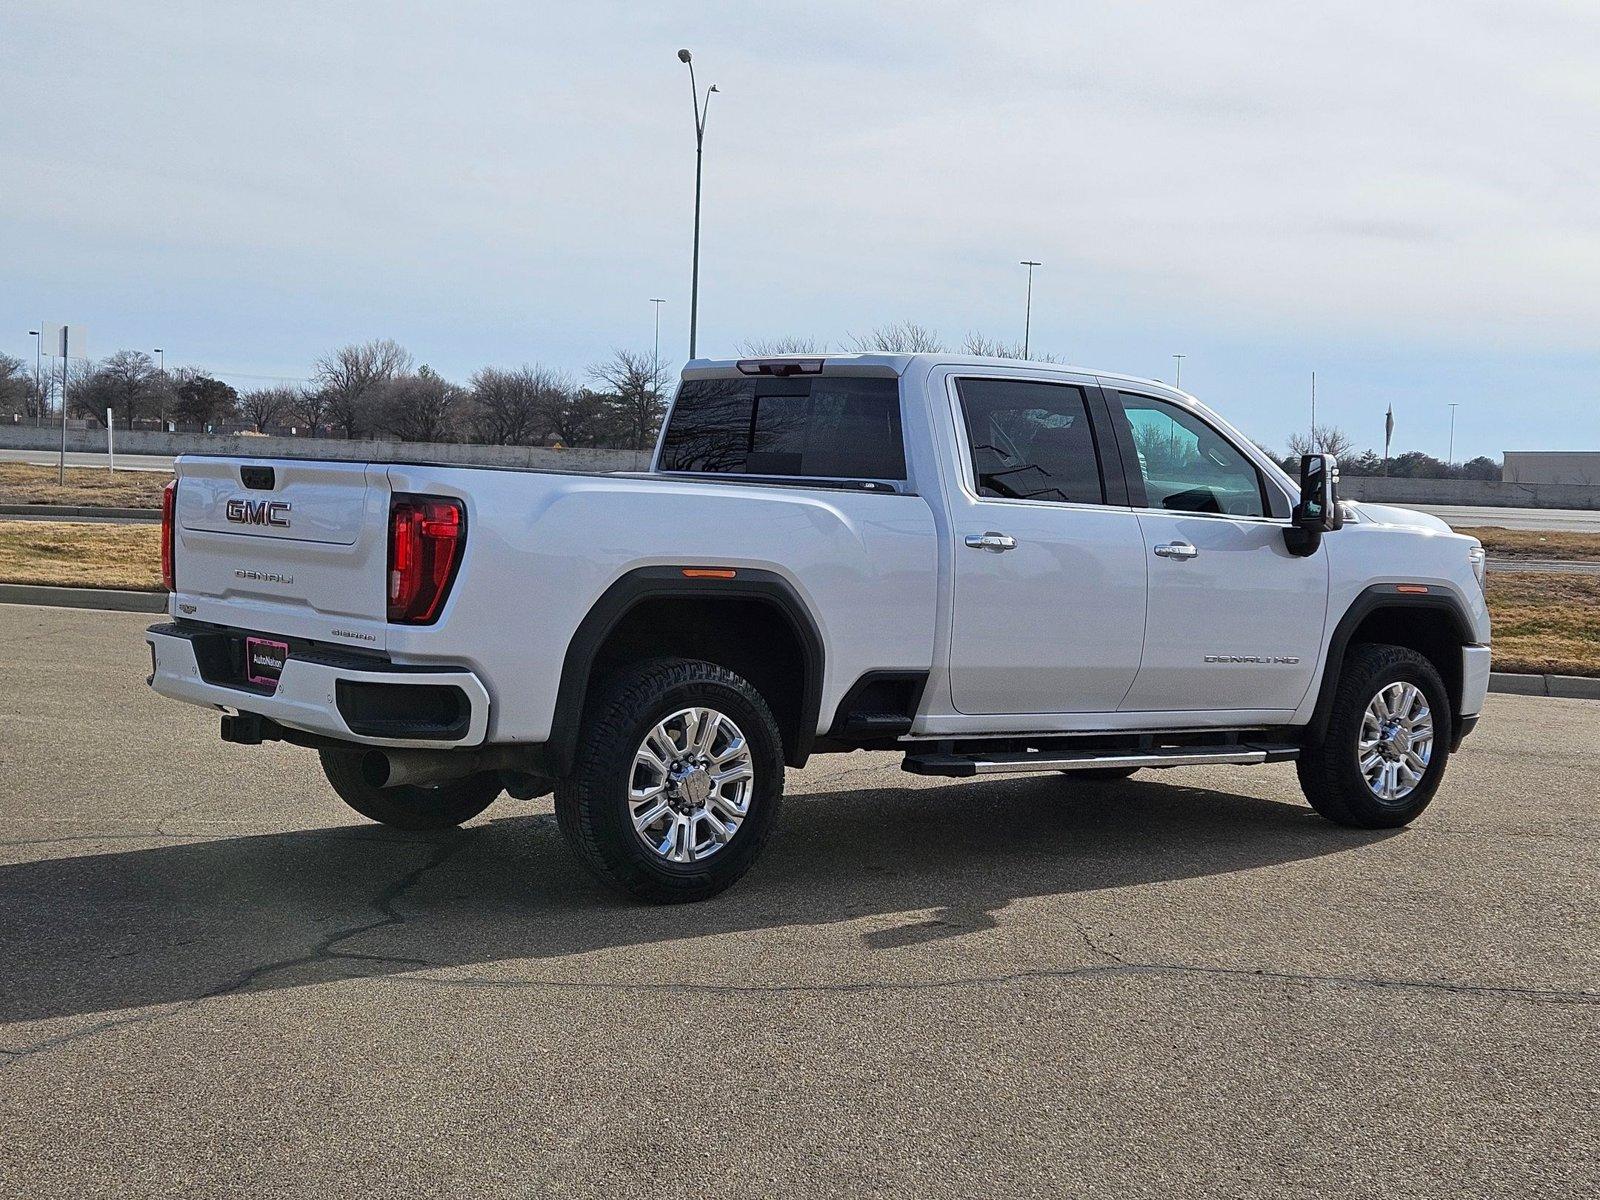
[681, 352, 1186, 399]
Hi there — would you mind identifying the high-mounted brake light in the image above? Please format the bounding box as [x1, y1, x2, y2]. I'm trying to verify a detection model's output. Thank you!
[735, 358, 824, 376]
[160, 478, 178, 592]
[387, 494, 466, 624]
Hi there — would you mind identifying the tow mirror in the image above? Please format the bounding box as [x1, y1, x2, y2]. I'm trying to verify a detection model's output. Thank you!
[1285, 453, 1343, 556]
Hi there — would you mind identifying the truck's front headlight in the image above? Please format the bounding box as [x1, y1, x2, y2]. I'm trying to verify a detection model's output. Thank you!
[1469, 545, 1487, 593]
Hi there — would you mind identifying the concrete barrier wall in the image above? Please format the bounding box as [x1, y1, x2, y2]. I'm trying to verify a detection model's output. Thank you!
[0, 425, 649, 474]
[1340, 476, 1600, 510]
[10, 425, 1600, 508]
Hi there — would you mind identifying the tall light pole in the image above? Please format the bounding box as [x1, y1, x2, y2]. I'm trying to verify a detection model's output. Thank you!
[650, 298, 666, 384]
[154, 347, 165, 374]
[1019, 260, 1041, 358]
[28, 329, 41, 426]
[1448, 402, 1459, 467]
[679, 50, 718, 360]
[1172, 354, 1186, 388]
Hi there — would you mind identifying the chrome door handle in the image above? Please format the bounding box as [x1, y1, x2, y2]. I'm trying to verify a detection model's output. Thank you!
[1153, 541, 1199, 560]
[965, 532, 1017, 553]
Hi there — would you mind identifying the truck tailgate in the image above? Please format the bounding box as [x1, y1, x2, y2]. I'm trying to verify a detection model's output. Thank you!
[171, 458, 392, 648]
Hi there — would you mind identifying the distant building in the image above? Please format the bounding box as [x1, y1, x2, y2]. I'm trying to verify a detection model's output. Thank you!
[1502, 452, 1600, 485]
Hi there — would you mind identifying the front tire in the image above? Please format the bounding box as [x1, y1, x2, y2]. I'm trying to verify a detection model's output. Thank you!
[556, 657, 784, 903]
[1297, 644, 1452, 828]
[319, 749, 501, 831]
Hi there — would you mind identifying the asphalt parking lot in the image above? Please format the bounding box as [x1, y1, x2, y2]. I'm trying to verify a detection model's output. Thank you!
[1, 605, 1596, 1198]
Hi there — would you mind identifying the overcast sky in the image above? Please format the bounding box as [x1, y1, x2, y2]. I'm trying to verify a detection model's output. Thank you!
[5, 0, 1599, 460]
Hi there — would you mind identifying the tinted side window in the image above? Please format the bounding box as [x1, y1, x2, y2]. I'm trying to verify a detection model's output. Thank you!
[955, 378, 1105, 505]
[658, 377, 905, 480]
[1118, 393, 1266, 518]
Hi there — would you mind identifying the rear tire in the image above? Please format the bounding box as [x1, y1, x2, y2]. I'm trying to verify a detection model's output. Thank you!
[556, 657, 784, 903]
[319, 749, 501, 831]
[1297, 644, 1452, 829]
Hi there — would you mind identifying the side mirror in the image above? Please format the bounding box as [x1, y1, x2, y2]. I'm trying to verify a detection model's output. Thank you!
[1285, 453, 1343, 556]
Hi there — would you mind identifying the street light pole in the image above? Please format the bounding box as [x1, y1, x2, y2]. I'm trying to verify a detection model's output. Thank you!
[1172, 353, 1186, 388]
[1448, 402, 1459, 467]
[1019, 260, 1041, 358]
[679, 50, 718, 360]
[154, 347, 164, 374]
[28, 329, 41, 426]
[649, 299, 666, 385]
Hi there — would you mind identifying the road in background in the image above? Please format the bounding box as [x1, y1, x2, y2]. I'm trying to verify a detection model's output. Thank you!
[0, 448, 174, 472]
[1408, 503, 1600, 532]
[1, 606, 1595, 1197]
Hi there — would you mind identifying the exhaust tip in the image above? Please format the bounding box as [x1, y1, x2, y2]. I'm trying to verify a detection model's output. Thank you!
[359, 750, 393, 789]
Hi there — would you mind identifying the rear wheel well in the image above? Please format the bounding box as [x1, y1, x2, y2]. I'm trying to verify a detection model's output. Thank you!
[587, 596, 813, 767]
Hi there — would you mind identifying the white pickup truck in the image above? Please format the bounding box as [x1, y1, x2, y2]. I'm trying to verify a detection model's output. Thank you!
[148, 354, 1491, 901]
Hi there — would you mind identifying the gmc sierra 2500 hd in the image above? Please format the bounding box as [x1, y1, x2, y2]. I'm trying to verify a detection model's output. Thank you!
[148, 354, 1491, 901]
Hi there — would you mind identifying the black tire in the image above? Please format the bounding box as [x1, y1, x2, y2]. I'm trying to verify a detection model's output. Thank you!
[319, 749, 502, 831]
[1297, 644, 1452, 829]
[1060, 767, 1140, 781]
[556, 657, 784, 903]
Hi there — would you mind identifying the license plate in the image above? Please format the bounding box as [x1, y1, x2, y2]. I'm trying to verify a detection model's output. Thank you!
[244, 637, 290, 691]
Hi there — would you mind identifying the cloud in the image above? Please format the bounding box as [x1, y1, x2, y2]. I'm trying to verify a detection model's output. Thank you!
[3, 0, 1598, 457]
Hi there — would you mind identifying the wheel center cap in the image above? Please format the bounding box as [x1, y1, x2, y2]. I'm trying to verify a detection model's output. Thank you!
[1379, 720, 1410, 760]
[671, 763, 712, 808]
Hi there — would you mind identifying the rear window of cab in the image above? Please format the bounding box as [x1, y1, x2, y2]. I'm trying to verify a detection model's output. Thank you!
[658, 376, 906, 481]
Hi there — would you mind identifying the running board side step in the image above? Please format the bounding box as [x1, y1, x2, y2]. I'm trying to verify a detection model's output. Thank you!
[902, 743, 1300, 778]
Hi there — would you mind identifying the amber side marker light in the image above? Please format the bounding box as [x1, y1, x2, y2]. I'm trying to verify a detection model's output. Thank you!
[682, 568, 737, 580]
[1395, 584, 1430, 594]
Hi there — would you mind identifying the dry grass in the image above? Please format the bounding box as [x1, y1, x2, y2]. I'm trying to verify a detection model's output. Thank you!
[0, 462, 170, 508]
[1484, 572, 1600, 677]
[1460, 526, 1600, 561]
[1, 523, 1596, 675]
[0, 521, 163, 590]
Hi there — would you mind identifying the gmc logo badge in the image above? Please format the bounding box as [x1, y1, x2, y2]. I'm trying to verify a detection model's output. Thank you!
[226, 498, 291, 528]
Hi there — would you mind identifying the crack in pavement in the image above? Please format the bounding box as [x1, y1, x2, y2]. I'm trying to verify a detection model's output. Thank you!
[0, 832, 473, 1068]
[362, 955, 1600, 1007]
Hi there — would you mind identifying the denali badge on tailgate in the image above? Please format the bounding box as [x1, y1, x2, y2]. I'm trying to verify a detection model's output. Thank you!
[226, 498, 291, 528]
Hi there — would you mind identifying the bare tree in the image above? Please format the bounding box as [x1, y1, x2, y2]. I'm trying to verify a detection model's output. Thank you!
[313, 338, 414, 438]
[170, 370, 239, 428]
[545, 387, 614, 448]
[1287, 424, 1356, 461]
[961, 332, 1061, 362]
[468, 365, 569, 445]
[587, 349, 670, 451]
[846, 321, 944, 353]
[738, 336, 824, 355]
[72, 350, 162, 427]
[375, 366, 461, 443]
[287, 385, 332, 436]
[0, 353, 29, 416]
[238, 386, 296, 433]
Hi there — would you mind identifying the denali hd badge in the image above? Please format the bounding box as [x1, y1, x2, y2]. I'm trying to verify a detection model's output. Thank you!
[226, 498, 291, 528]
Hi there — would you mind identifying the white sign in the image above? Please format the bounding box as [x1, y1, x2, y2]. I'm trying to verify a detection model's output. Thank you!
[38, 324, 87, 359]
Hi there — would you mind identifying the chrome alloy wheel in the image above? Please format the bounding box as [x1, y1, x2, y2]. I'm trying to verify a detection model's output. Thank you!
[629, 707, 755, 863]
[1358, 681, 1434, 803]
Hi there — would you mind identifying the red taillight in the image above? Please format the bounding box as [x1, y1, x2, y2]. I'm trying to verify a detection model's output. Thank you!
[387, 494, 466, 624]
[160, 478, 177, 592]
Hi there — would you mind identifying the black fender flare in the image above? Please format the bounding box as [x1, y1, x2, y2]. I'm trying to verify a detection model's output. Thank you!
[544, 565, 825, 775]
[1306, 583, 1477, 743]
